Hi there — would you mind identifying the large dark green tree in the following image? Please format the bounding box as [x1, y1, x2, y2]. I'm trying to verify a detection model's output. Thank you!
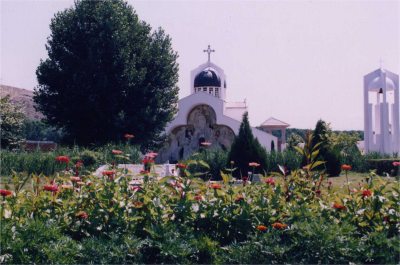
[34, 0, 179, 147]
[228, 112, 268, 178]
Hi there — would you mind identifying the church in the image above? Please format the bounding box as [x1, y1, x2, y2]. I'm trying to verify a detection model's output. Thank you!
[157, 45, 289, 163]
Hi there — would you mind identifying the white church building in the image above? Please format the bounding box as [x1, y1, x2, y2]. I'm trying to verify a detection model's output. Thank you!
[157, 46, 288, 163]
[363, 67, 399, 154]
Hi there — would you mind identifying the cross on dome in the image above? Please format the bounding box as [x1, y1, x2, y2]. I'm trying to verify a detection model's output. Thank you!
[379, 58, 384, 69]
[203, 45, 215, 63]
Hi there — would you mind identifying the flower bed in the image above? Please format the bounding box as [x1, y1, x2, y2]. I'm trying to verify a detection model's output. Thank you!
[0, 159, 399, 264]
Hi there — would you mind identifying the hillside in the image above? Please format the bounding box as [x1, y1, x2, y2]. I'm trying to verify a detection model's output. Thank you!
[0, 85, 43, 120]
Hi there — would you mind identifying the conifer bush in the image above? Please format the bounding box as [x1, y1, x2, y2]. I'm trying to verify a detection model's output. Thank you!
[227, 112, 268, 178]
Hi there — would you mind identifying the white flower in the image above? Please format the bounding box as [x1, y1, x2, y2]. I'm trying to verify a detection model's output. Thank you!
[378, 196, 386, 202]
[192, 204, 199, 212]
[356, 209, 365, 215]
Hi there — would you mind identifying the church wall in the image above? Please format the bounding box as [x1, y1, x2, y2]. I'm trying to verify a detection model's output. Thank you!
[224, 107, 247, 121]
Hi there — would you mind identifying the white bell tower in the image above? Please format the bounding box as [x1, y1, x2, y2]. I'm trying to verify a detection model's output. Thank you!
[364, 68, 399, 154]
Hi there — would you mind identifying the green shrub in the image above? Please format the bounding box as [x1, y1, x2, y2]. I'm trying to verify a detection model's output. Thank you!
[324, 147, 342, 176]
[188, 149, 228, 180]
[0, 150, 399, 264]
[76, 150, 101, 169]
[367, 159, 399, 176]
[265, 150, 302, 173]
[228, 112, 268, 178]
[0, 144, 141, 177]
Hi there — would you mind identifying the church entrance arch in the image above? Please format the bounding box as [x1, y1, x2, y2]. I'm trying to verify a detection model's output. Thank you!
[157, 104, 236, 163]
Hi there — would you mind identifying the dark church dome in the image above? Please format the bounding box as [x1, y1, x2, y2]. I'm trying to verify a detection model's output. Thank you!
[194, 68, 221, 87]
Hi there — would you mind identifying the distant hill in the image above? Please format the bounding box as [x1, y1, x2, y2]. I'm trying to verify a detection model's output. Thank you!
[0, 85, 43, 120]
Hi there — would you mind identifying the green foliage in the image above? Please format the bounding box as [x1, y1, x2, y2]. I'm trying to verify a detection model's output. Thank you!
[324, 146, 342, 176]
[265, 150, 302, 173]
[22, 120, 63, 141]
[228, 112, 268, 177]
[34, 0, 179, 147]
[311, 120, 342, 176]
[188, 148, 228, 180]
[0, 144, 141, 176]
[0, 95, 26, 149]
[0, 161, 398, 264]
[367, 158, 399, 177]
[286, 132, 304, 151]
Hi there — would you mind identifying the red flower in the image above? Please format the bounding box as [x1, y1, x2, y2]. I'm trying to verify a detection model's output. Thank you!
[256, 225, 267, 232]
[112, 149, 123, 155]
[361, 189, 372, 198]
[142, 158, 154, 164]
[124, 133, 134, 140]
[194, 194, 203, 201]
[55, 156, 70, 164]
[43, 184, 58, 192]
[76, 211, 88, 219]
[249, 162, 260, 167]
[341, 164, 352, 171]
[315, 190, 321, 196]
[393, 161, 400, 167]
[332, 202, 346, 210]
[0, 189, 12, 197]
[70, 176, 81, 182]
[140, 170, 150, 174]
[272, 222, 288, 230]
[102, 170, 115, 180]
[210, 183, 222, 189]
[264, 177, 275, 186]
[176, 163, 187, 169]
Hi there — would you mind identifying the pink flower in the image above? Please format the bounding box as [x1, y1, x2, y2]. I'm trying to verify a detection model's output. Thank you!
[76, 211, 88, 219]
[44, 184, 58, 193]
[393, 161, 400, 167]
[200, 141, 212, 147]
[112, 150, 123, 155]
[265, 177, 275, 186]
[145, 152, 158, 159]
[341, 164, 352, 171]
[124, 133, 134, 140]
[130, 185, 142, 192]
[70, 176, 81, 182]
[194, 194, 203, 201]
[249, 162, 260, 167]
[75, 161, 84, 168]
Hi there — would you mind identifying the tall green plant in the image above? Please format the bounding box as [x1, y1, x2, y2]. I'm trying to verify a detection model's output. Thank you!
[227, 112, 267, 178]
[310, 120, 341, 176]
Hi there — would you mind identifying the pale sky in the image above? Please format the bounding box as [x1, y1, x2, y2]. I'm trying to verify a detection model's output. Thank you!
[1, 0, 399, 130]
